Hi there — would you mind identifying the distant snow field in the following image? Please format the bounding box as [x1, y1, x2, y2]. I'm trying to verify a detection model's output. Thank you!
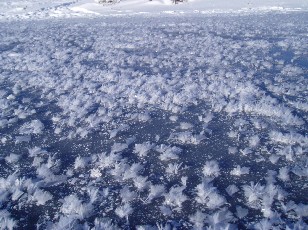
[0, 0, 308, 229]
[0, 0, 308, 20]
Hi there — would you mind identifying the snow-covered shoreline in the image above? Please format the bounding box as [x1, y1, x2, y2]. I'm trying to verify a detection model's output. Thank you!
[1, 0, 308, 21]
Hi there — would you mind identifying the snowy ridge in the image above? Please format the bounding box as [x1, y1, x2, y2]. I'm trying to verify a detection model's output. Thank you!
[1, 0, 308, 21]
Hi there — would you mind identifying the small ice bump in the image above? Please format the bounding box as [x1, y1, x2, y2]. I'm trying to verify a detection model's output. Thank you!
[156, 144, 182, 161]
[147, 184, 166, 202]
[28, 147, 47, 157]
[115, 203, 133, 220]
[133, 176, 149, 191]
[138, 112, 151, 122]
[230, 165, 250, 176]
[179, 122, 194, 130]
[269, 155, 280, 164]
[19, 120, 44, 135]
[32, 189, 53, 205]
[202, 160, 220, 177]
[278, 166, 290, 182]
[236, 206, 248, 219]
[166, 163, 183, 177]
[5, 153, 20, 164]
[0, 210, 17, 229]
[164, 185, 187, 209]
[61, 194, 93, 219]
[11, 189, 24, 201]
[189, 210, 206, 229]
[90, 168, 102, 178]
[159, 205, 172, 216]
[169, 131, 206, 145]
[249, 135, 260, 148]
[1, 136, 8, 144]
[15, 135, 31, 144]
[126, 136, 136, 145]
[0, 119, 8, 128]
[110, 143, 128, 154]
[54, 127, 62, 134]
[202, 113, 214, 123]
[109, 124, 130, 139]
[119, 187, 136, 204]
[226, 184, 239, 196]
[228, 146, 237, 154]
[228, 130, 238, 139]
[6, 94, 15, 100]
[169, 115, 178, 122]
[240, 148, 252, 156]
[32, 156, 44, 167]
[134, 142, 154, 157]
[74, 156, 88, 170]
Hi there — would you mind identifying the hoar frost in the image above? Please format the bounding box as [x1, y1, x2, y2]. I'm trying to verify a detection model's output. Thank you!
[0, 13, 307, 229]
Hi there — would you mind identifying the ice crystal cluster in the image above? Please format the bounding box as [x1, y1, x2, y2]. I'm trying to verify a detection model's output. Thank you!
[0, 12, 307, 229]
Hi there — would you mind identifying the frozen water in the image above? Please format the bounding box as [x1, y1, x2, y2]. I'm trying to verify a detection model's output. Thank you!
[0, 11, 307, 229]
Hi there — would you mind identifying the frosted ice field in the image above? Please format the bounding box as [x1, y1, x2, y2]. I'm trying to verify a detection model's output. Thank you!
[0, 12, 307, 230]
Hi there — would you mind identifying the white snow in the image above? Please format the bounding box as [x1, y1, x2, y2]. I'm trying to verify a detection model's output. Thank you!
[0, 0, 307, 21]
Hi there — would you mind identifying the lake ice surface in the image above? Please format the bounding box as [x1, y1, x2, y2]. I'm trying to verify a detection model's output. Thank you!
[0, 12, 307, 229]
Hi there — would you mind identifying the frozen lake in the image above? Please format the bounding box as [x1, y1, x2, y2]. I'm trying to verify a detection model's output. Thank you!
[0, 12, 307, 229]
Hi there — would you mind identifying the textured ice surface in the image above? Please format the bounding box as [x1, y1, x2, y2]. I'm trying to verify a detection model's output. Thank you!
[0, 12, 307, 229]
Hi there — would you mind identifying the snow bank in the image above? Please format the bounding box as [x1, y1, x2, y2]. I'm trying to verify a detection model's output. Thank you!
[1, 0, 308, 20]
